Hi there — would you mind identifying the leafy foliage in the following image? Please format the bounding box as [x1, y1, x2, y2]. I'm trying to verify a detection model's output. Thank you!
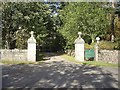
[59, 2, 110, 50]
[2, 2, 65, 51]
[99, 41, 119, 50]
[2, 2, 48, 49]
[15, 29, 29, 49]
[2, 2, 120, 51]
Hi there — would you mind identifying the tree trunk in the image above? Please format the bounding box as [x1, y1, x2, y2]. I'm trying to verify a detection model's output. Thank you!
[111, 0, 115, 42]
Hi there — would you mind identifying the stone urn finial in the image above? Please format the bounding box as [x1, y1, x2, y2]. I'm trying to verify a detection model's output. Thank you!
[74, 32, 84, 44]
[27, 31, 36, 43]
[30, 31, 34, 37]
[96, 37, 100, 44]
[78, 32, 82, 38]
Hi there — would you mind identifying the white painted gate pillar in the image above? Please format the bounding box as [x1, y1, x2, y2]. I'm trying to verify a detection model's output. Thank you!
[74, 32, 85, 62]
[95, 37, 100, 61]
[27, 31, 36, 62]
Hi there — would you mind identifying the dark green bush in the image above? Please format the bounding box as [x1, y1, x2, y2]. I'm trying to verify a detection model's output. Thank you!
[114, 38, 120, 50]
[85, 43, 95, 49]
[83, 35, 92, 45]
[85, 41, 120, 50]
[99, 41, 119, 50]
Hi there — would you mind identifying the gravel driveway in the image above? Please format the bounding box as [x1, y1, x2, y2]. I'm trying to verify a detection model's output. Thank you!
[1, 56, 119, 89]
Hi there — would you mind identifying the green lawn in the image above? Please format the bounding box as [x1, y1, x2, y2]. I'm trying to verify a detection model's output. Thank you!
[61, 54, 119, 67]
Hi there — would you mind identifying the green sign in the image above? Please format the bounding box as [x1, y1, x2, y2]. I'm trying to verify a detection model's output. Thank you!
[85, 49, 95, 58]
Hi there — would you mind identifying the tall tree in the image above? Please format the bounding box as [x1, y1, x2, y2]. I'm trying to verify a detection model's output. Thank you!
[59, 2, 110, 50]
[2, 2, 51, 49]
[2, 2, 66, 51]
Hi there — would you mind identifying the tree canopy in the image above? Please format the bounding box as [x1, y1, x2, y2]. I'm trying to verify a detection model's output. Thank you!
[2, 2, 65, 51]
[59, 2, 110, 49]
[2, 2, 120, 51]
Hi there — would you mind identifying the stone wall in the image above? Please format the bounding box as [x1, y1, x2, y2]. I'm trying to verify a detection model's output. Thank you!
[66, 49, 120, 64]
[0, 49, 119, 64]
[0, 49, 27, 61]
[98, 50, 120, 64]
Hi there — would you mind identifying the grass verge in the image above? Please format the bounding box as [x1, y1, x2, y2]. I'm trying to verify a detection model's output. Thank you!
[61, 54, 119, 67]
[0, 60, 43, 65]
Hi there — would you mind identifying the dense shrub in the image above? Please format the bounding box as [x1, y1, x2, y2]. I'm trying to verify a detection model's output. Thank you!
[83, 35, 92, 45]
[85, 41, 120, 50]
[85, 43, 95, 49]
[115, 38, 120, 50]
[99, 41, 119, 50]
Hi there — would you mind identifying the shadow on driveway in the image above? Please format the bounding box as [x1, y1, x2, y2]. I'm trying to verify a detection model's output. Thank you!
[2, 60, 119, 89]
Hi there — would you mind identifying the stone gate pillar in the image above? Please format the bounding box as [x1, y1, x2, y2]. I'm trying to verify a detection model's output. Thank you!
[95, 37, 100, 61]
[74, 32, 85, 62]
[27, 31, 36, 62]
